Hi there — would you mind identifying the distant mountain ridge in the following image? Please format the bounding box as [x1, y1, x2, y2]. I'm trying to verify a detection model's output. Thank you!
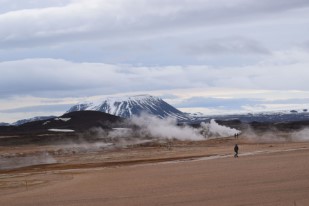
[0, 122, 10, 126]
[2, 95, 309, 127]
[12, 116, 57, 126]
[1, 116, 57, 126]
[188, 110, 309, 123]
[67, 94, 188, 121]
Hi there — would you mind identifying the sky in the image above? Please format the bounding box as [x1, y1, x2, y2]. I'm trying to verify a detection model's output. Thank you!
[1, 0, 309, 123]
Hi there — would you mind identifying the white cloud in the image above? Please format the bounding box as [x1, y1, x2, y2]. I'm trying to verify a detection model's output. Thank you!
[184, 36, 271, 56]
[1, 0, 309, 49]
[0, 0, 72, 14]
[0, 49, 309, 99]
[0, 0, 308, 68]
[1, 1, 309, 122]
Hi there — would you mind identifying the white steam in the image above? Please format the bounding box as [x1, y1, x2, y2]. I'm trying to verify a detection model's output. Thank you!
[118, 115, 240, 141]
[201, 119, 241, 138]
[242, 127, 309, 143]
[243, 128, 286, 143]
[291, 128, 309, 141]
[48, 115, 241, 156]
[130, 115, 204, 140]
[0, 152, 56, 170]
[51, 142, 114, 155]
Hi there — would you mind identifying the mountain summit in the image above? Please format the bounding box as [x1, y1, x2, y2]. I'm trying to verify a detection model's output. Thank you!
[67, 94, 188, 120]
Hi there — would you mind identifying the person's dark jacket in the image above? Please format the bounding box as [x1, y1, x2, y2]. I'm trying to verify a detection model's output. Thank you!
[234, 144, 239, 153]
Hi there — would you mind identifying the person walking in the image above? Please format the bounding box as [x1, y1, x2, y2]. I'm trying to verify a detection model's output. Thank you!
[234, 144, 239, 158]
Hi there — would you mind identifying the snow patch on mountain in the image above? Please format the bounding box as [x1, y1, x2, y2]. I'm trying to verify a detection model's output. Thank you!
[48, 129, 75, 132]
[54, 117, 71, 122]
[67, 94, 188, 120]
[11, 116, 56, 126]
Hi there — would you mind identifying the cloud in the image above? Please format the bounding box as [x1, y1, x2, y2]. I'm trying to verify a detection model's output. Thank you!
[0, 0, 72, 14]
[0, 104, 73, 113]
[302, 40, 309, 50]
[184, 36, 270, 56]
[175, 96, 309, 115]
[1, 0, 309, 49]
[1, 0, 308, 122]
[0, 49, 309, 98]
[175, 97, 263, 109]
[0, 58, 127, 97]
[265, 98, 309, 104]
[0, 0, 307, 68]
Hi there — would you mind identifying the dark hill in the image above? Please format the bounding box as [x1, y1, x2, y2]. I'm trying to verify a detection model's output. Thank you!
[0, 111, 125, 135]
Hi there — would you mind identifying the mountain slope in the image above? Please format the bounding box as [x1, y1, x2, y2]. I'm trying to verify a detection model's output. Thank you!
[0, 122, 10, 126]
[21, 111, 124, 131]
[67, 95, 188, 120]
[11, 116, 57, 126]
[0, 111, 125, 135]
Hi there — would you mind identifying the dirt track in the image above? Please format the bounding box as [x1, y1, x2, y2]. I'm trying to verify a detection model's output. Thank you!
[1, 140, 309, 206]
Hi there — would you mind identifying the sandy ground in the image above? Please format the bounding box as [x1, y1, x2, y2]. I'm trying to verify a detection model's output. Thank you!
[1, 137, 309, 205]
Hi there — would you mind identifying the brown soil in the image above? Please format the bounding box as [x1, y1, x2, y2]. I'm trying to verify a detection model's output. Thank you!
[1, 136, 309, 205]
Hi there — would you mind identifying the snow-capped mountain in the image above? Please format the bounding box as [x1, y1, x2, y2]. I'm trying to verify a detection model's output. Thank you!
[11, 116, 56, 126]
[188, 109, 309, 123]
[67, 95, 188, 120]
